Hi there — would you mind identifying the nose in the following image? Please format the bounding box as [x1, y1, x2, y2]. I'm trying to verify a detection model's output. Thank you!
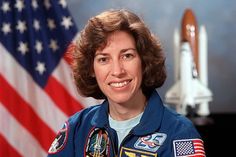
[111, 60, 125, 77]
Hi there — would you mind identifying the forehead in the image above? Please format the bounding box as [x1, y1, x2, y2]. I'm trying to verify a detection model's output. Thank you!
[100, 31, 136, 52]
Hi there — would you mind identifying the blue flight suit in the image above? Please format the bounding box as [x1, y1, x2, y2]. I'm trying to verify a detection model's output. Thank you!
[47, 90, 205, 157]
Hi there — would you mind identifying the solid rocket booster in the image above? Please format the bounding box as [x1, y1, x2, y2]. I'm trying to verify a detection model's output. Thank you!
[181, 9, 199, 73]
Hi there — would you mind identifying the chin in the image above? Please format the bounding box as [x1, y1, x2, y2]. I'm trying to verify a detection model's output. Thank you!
[109, 94, 136, 105]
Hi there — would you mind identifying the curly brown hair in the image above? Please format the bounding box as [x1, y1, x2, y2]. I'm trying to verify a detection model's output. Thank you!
[72, 9, 166, 99]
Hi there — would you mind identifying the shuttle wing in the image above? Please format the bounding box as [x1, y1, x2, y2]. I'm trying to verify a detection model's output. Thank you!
[165, 78, 212, 105]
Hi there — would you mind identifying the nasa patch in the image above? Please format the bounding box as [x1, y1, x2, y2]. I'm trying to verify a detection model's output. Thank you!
[134, 132, 167, 152]
[48, 122, 69, 154]
[85, 127, 110, 157]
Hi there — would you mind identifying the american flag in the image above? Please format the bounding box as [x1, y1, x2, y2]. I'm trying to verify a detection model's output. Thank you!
[173, 138, 206, 157]
[0, 0, 98, 156]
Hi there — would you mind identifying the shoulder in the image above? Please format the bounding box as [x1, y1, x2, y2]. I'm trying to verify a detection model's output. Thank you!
[47, 104, 102, 155]
[67, 104, 101, 127]
[162, 106, 201, 138]
[162, 105, 195, 127]
[159, 106, 205, 157]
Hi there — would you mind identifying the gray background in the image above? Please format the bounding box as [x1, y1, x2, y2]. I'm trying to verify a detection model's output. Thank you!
[67, 0, 236, 114]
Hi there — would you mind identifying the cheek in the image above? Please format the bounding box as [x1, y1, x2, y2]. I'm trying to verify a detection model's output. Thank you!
[134, 60, 143, 78]
[136, 62, 143, 86]
[94, 65, 107, 83]
[93, 62, 100, 76]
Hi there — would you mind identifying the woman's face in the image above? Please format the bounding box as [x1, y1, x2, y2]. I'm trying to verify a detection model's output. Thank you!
[93, 31, 144, 105]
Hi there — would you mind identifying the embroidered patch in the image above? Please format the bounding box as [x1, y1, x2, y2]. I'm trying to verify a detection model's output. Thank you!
[120, 147, 157, 157]
[173, 138, 205, 157]
[85, 128, 110, 157]
[134, 132, 167, 152]
[48, 122, 69, 154]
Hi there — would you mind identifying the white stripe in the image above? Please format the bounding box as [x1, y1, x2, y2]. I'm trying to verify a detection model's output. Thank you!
[195, 146, 204, 149]
[53, 58, 102, 108]
[0, 104, 47, 157]
[0, 43, 68, 132]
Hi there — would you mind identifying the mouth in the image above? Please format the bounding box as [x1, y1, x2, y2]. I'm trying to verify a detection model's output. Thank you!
[109, 79, 132, 88]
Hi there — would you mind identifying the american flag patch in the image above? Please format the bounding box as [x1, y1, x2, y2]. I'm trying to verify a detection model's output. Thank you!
[173, 139, 205, 157]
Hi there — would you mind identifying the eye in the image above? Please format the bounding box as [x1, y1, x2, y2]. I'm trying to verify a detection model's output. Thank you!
[122, 53, 135, 60]
[96, 56, 109, 64]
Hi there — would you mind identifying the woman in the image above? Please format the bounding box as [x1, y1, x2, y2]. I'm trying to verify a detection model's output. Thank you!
[48, 9, 205, 157]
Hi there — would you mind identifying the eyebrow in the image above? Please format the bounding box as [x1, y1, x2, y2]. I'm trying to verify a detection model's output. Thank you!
[94, 52, 109, 57]
[120, 48, 136, 53]
[95, 48, 137, 57]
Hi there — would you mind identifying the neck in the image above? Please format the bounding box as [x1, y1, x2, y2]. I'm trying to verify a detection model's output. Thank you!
[108, 92, 146, 121]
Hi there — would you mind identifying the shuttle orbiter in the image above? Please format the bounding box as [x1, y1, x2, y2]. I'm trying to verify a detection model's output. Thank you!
[165, 9, 213, 116]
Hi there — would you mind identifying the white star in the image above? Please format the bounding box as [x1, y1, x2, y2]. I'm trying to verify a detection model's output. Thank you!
[16, 20, 27, 33]
[31, 0, 38, 9]
[61, 16, 73, 30]
[59, 0, 67, 8]
[44, 0, 51, 10]
[1, 23, 11, 35]
[17, 41, 29, 55]
[35, 61, 46, 75]
[35, 40, 43, 54]
[49, 39, 59, 52]
[33, 19, 40, 31]
[47, 18, 56, 30]
[15, 0, 25, 12]
[1, 2, 11, 13]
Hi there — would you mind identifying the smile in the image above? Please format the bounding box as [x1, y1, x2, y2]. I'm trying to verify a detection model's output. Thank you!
[109, 80, 132, 88]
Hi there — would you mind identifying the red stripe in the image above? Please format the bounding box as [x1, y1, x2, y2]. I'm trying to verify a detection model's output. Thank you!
[190, 155, 205, 157]
[0, 134, 22, 157]
[45, 76, 84, 116]
[0, 75, 56, 151]
[0, 135, 22, 157]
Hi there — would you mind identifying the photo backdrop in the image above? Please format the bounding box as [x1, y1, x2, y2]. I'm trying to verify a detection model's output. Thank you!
[68, 0, 236, 113]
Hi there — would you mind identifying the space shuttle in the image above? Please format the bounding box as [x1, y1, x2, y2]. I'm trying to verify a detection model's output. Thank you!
[165, 9, 213, 116]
